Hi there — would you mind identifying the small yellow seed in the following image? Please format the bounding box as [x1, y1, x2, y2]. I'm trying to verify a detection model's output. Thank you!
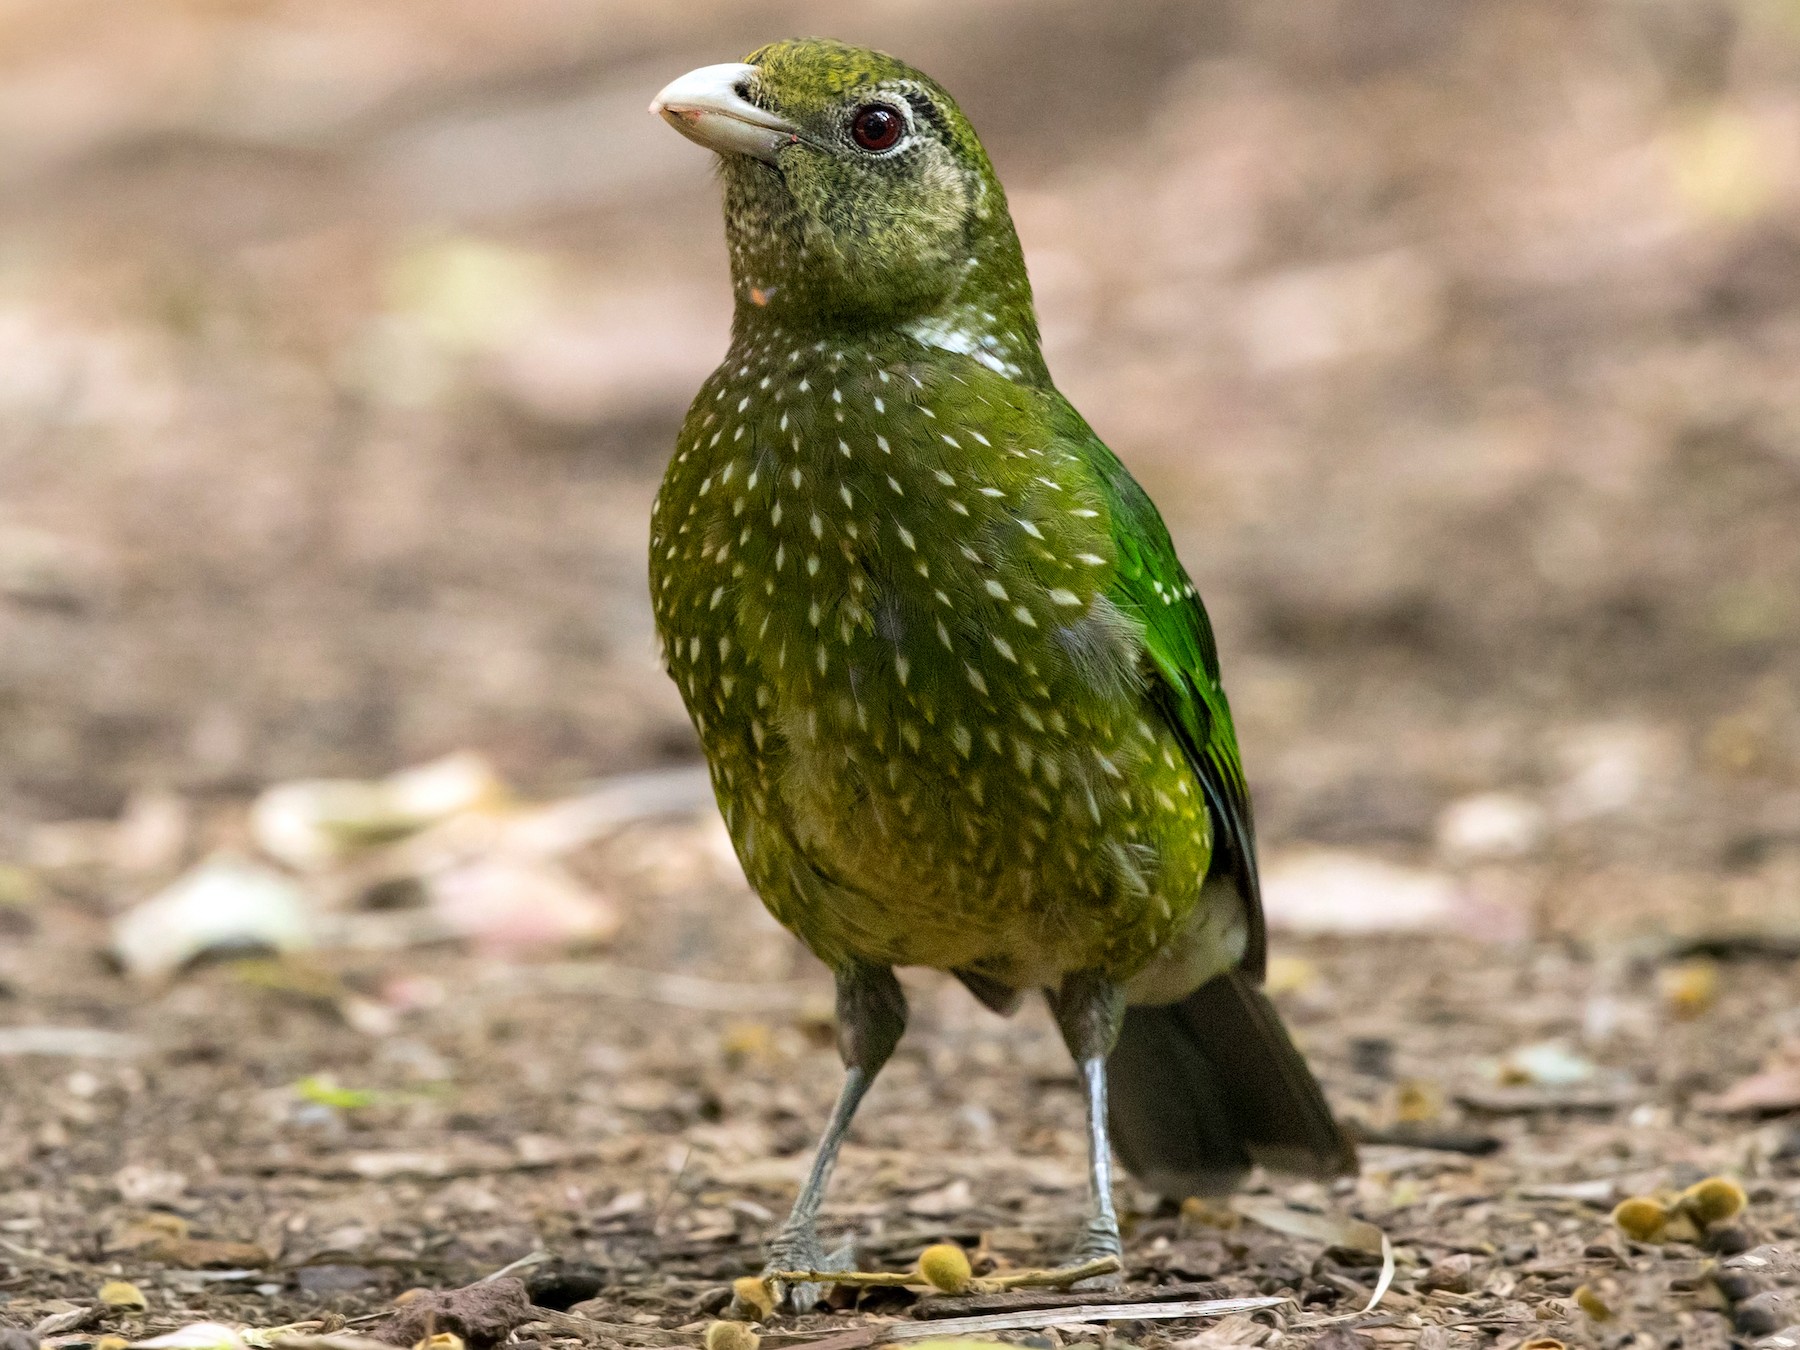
[704, 1322, 761, 1350]
[730, 1275, 776, 1322]
[1575, 1283, 1614, 1321]
[917, 1243, 974, 1294]
[97, 1337, 130, 1350]
[97, 1281, 147, 1311]
[1659, 959, 1718, 1019]
[1612, 1195, 1670, 1243]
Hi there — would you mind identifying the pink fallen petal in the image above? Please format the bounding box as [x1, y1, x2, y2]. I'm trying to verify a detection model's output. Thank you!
[425, 856, 620, 954]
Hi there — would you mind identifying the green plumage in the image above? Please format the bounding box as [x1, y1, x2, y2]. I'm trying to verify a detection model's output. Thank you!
[649, 38, 1353, 1221]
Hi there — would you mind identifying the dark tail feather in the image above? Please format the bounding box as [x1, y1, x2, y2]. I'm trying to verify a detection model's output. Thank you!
[1107, 970, 1358, 1198]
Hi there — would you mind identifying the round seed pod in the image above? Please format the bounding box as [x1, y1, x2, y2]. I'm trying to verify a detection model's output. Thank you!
[1680, 1176, 1747, 1228]
[97, 1281, 147, 1312]
[917, 1243, 974, 1294]
[1574, 1284, 1614, 1322]
[1611, 1196, 1670, 1243]
[704, 1322, 761, 1350]
[730, 1275, 776, 1322]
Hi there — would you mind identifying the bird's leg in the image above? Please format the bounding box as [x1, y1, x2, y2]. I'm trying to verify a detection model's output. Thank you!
[1048, 971, 1127, 1275]
[742, 962, 906, 1317]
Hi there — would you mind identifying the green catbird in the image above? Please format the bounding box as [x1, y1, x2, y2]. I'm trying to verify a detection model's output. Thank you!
[647, 37, 1356, 1310]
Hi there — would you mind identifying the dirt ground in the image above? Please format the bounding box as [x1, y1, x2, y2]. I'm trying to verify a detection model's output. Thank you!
[3, 0, 1800, 1346]
[4, 827, 1800, 1348]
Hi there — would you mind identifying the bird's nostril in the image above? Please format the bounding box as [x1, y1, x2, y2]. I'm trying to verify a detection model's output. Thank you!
[733, 79, 752, 101]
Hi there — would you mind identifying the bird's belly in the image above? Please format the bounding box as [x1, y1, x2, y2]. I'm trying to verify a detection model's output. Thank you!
[771, 650, 1214, 988]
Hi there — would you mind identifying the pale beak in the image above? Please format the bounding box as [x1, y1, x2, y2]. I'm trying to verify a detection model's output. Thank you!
[649, 62, 800, 163]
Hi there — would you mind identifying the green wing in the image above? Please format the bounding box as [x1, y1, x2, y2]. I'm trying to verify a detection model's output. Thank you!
[1080, 436, 1267, 978]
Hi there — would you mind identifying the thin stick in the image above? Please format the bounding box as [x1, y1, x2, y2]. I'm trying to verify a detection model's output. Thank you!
[769, 1295, 1289, 1350]
[481, 1249, 551, 1283]
[764, 1269, 917, 1288]
[980, 1255, 1120, 1290]
[764, 1254, 1119, 1294]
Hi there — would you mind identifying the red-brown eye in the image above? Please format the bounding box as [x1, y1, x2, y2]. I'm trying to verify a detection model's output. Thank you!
[850, 104, 903, 152]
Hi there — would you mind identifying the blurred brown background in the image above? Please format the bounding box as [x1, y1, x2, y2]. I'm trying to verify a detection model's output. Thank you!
[3, 0, 1798, 936]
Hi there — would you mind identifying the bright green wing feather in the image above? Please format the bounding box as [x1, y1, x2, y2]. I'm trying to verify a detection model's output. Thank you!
[1079, 436, 1267, 977]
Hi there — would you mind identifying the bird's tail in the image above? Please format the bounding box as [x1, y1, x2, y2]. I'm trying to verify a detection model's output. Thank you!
[1106, 970, 1358, 1198]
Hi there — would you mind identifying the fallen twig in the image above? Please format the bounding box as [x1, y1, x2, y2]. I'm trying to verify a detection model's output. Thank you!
[912, 1280, 1227, 1319]
[763, 1295, 1288, 1349]
[481, 1250, 551, 1283]
[764, 1254, 1119, 1295]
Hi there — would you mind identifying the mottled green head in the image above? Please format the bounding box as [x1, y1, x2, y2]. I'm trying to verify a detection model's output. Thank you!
[651, 38, 1042, 377]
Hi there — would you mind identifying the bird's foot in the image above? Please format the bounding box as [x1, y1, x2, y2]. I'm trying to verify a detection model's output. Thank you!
[1066, 1214, 1125, 1291]
[732, 1227, 856, 1317]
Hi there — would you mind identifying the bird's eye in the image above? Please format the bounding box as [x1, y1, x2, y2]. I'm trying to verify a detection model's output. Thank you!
[850, 103, 904, 152]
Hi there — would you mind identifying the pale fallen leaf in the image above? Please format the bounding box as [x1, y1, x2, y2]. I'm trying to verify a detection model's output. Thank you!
[1229, 1195, 1384, 1255]
[1704, 1064, 1800, 1115]
[1493, 1041, 1597, 1087]
[134, 1324, 249, 1350]
[251, 754, 505, 872]
[1260, 851, 1460, 935]
[113, 854, 312, 981]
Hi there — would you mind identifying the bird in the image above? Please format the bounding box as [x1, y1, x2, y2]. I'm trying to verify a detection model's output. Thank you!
[646, 38, 1356, 1312]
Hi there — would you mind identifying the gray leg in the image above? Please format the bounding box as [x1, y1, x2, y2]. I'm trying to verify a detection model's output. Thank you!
[739, 963, 906, 1316]
[1048, 971, 1127, 1272]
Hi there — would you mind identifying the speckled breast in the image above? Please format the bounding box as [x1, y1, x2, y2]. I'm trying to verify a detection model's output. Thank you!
[651, 330, 1213, 987]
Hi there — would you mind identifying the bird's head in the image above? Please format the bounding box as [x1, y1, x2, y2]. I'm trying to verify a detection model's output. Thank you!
[651, 38, 1042, 377]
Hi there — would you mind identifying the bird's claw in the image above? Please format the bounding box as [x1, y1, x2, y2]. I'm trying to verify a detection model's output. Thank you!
[730, 1230, 856, 1318]
[1067, 1215, 1125, 1290]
